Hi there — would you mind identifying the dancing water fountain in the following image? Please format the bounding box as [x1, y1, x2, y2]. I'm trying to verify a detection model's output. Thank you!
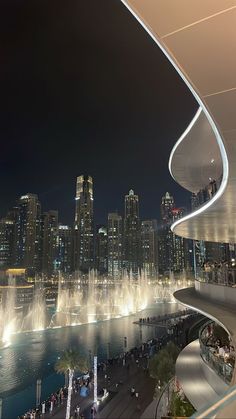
[0, 276, 18, 347]
[0, 270, 193, 346]
[53, 270, 151, 327]
[153, 270, 193, 303]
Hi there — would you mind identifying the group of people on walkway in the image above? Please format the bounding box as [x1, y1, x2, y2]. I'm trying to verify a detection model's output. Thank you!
[17, 310, 200, 419]
[18, 375, 92, 419]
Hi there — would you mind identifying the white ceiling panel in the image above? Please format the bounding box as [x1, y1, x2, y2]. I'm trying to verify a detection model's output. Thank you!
[124, 0, 236, 38]
[164, 8, 236, 96]
[205, 89, 236, 132]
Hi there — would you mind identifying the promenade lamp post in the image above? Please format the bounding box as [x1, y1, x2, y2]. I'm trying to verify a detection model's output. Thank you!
[124, 336, 127, 352]
[93, 355, 98, 406]
[36, 379, 42, 407]
[107, 342, 110, 360]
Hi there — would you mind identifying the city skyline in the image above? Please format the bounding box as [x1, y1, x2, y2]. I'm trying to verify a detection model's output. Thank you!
[1, 0, 197, 225]
[0, 176, 192, 276]
[0, 174, 188, 228]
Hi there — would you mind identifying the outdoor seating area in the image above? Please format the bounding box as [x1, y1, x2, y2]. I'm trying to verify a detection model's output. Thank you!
[199, 322, 235, 384]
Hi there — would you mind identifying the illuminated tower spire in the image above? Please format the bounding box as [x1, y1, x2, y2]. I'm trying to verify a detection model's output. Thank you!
[74, 175, 94, 272]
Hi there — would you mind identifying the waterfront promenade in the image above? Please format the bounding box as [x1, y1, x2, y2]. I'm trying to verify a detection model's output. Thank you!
[133, 309, 193, 327]
[44, 350, 155, 419]
[19, 311, 204, 419]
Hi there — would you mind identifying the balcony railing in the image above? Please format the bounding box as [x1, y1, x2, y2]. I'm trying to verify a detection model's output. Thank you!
[192, 174, 222, 211]
[196, 266, 236, 287]
[199, 322, 234, 384]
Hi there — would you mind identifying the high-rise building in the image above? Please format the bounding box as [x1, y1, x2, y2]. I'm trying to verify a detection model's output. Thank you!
[141, 219, 158, 277]
[171, 208, 185, 273]
[16, 194, 41, 274]
[161, 192, 175, 223]
[41, 210, 58, 276]
[191, 192, 230, 276]
[124, 189, 141, 275]
[74, 175, 94, 272]
[158, 193, 186, 274]
[54, 225, 72, 274]
[0, 217, 15, 269]
[96, 226, 108, 275]
[107, 213, 123, 277]
[158, 192, 175, 274]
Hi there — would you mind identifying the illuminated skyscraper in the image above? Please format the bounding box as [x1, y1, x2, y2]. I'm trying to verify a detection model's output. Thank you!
[159, 193, 186, 274]
[124, 189, 141, 275]
[171, 208, 185, 273]
[141, 220, 158, 277]
[96, 226, 108, 274]
[16, 193, 41, 274]
[160, 192, 174, 223]
[74, 175, 94, 272]
[41, 210, 58, 276]
[158, 192, 175, 274]
[0, 217, 15, 269]
[108, 213, 123, 277]
[54, 225, 72, 274]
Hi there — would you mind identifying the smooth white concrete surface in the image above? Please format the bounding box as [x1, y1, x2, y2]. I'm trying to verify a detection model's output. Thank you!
[176, 340, 227, 410]
[195, 280, 236, 306]
[174, 287, 236, 340]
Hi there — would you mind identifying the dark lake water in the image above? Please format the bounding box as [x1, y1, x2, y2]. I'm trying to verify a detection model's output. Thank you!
[0, 303, 181, 418]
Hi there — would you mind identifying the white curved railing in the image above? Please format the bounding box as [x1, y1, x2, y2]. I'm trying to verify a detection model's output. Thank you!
[168, 107, 202, 180]
[120, 1, 229, 239]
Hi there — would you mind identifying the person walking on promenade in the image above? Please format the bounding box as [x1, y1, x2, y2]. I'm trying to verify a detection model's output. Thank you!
[75, 405, 80, 418]
[131, 386, 135, 396]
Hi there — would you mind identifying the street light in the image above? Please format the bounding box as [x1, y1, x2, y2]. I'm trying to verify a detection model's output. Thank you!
[36, 379, 42, 407]
[93, 355, 98, 406]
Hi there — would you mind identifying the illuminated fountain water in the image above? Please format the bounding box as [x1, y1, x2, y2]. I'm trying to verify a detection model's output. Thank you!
[0, 277, 18, 347]
[153, 271, 193, 303]
[0, 270, 193, 346]
[22, 289, 46, 332]
[51, 270, 150, 327]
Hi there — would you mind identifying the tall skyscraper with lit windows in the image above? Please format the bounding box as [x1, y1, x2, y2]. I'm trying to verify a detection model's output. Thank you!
[74, 175, 94, 272]
[16, 193, 41, 273]
[124, 189, 141, 275]
[158, 193, 186, 274]
[0, 217, 15, 269]
[55, 224, 72, 274]
[96, 225, 108, 274]
[141, 219, 158, 277]
[41, 210, 58, 276]
[158, 192, 174, 274]
[107, 212, 123, 277]
[171, 208, 185, 273]
[160, 191, 175, 222]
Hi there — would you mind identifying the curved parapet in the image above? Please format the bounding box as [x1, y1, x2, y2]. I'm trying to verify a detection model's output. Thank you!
[175, 339, 227, 411]
[169, 108, 223, 194]
[121, 0, 236, 243]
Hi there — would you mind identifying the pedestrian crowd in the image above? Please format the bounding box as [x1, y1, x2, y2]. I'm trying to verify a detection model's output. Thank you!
[18, 375, 91, 419]
[17, 310, 201, 419]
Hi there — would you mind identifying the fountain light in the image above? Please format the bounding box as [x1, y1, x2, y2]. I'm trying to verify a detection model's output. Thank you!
[2, 322, 14, 347]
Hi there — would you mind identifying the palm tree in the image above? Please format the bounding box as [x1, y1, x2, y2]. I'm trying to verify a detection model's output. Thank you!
[55, 349, 88, 419]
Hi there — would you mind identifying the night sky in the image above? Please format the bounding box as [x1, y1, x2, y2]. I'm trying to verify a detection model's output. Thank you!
[1, 0, 198, 226]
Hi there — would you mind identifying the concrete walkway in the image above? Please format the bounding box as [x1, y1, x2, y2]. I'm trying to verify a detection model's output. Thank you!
[44, 357, 155, 419]
[176, 339, 228, 410]
[174, 287, 236, 341]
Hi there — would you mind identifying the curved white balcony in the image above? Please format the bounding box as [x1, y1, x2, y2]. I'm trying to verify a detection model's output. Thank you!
[121, 0, 236, 243]
[169, 108, 223, 194]
[120, 1, 236, 416]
